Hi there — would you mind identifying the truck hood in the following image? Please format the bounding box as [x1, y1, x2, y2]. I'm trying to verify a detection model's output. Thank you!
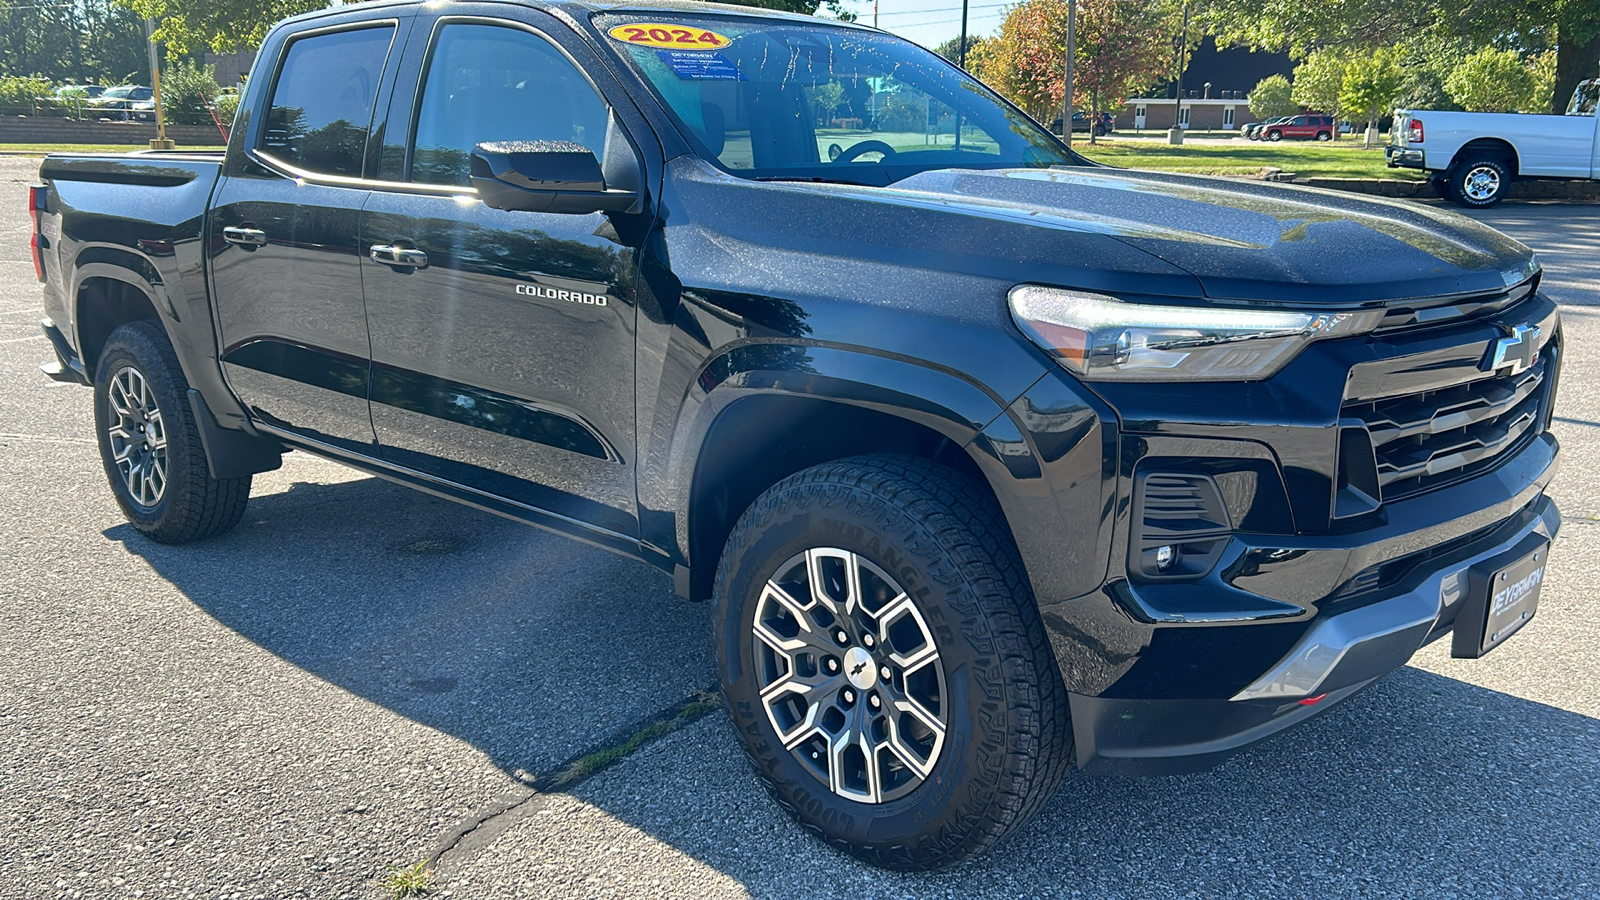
[869, 166, 1537, 304]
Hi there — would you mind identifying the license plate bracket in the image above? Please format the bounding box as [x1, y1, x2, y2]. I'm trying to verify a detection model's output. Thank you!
[1452, 534, 1549, 659]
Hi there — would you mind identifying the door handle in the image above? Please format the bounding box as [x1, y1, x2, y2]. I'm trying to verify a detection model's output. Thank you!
[222, 225, 268, 246]
[369, 243, 429, 269]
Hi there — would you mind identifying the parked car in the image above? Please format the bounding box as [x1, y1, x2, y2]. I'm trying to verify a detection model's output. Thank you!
[89, 85, 153, 121]
[53, 84, 106, 100]
[1264, 114, 1335, 141]
[1244, 116, 1291, 140]
[1387, 79, 1600, 207]
[1049, 110, 1111, 136]
[32, 0, 1565, 872]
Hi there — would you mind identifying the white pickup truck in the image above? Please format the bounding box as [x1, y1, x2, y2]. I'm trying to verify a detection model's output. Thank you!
[1387, 79, 1599, 207]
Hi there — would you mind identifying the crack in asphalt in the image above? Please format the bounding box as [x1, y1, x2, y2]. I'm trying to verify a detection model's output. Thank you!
[429, 685, 722, 871]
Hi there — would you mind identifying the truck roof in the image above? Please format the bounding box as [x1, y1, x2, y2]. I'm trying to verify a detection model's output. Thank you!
[279, 0, 873, 31]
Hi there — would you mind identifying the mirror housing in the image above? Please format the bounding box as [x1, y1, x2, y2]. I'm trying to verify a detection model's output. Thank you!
[470, 141, 638, 214]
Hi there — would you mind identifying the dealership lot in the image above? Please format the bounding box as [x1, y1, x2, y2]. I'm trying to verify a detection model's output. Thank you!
[1, 155, 1595, 899]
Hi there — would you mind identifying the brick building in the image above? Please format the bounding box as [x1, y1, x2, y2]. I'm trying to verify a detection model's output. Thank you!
[1114, 37, 1295, 132]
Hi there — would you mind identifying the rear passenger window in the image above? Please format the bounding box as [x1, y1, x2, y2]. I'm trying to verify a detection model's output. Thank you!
[260, 25, 397, 177]
[410, 24, 610, 187]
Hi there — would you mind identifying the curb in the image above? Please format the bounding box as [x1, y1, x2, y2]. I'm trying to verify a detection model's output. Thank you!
[1262, 171, 1600, 202]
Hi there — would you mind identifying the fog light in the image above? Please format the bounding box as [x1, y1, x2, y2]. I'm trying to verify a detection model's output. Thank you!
[1155, 545, 1177, 570]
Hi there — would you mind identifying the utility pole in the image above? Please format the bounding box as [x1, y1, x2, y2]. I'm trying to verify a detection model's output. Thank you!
[873, 1, 879, 28]
[1168, 2, 1190, 146]
[958, 0, 970, 69]
[145, 19, 173, 150]
[1062, 0, 1076, 147]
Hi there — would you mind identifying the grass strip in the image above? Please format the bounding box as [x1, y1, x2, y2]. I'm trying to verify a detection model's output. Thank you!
[1074, 138, 1424, 182]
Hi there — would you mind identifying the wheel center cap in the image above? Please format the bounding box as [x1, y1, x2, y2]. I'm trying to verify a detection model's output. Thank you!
[843, 647, 875, 690]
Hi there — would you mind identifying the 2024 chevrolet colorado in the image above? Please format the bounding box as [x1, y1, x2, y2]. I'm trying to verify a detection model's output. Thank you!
[31, 0, 1563, 870]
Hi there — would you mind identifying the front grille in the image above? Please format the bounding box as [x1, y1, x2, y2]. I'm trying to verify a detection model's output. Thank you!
[1342, 351, 1550, 501]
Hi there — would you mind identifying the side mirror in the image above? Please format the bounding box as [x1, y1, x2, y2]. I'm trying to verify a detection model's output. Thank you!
[470, 141, 638, 215]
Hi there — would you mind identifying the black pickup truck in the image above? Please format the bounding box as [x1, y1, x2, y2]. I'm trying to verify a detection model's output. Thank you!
[31, 0, 1563, 871]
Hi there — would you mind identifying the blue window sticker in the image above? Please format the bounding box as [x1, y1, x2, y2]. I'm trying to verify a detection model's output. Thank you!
[655, 50, 745, 81]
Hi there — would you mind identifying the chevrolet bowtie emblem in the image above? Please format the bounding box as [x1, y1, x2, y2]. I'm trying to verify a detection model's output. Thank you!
[1484, 324, 1540, 376]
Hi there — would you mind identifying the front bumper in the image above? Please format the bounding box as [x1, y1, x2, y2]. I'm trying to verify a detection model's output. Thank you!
[1069, 487, 1559, 774]
[1386, 146, 1425, 169]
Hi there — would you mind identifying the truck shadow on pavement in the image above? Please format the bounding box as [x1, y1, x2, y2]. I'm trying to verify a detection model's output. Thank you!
[107, 471, 1600, 897]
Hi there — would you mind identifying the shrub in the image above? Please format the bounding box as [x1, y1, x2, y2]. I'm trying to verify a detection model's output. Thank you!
[159, 60, 224, 126]
[0, 75, 54, 116]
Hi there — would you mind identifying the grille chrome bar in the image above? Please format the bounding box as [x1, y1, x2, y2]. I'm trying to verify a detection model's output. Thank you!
[1342, 354, 1550, 501]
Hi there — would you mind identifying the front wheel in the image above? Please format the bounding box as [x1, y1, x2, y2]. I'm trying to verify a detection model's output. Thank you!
[712, 455, 1072, 870]
[1267, 130, 1283, 141]
[1449, 157, 1511, 207]
[93, 321, 252, 543]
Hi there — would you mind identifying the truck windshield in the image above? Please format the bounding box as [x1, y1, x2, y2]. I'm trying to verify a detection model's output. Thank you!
[593, 13, 1075, 185]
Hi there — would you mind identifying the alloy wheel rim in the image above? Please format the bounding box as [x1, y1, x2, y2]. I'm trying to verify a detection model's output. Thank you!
[752, 548, 948, 804]
[106, 366, 168, 507]
[1464, 166, 1501, 201]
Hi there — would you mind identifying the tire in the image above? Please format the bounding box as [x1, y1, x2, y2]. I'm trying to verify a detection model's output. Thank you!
[1448, 157, 1511, 208]
[712, 455, 1072, 870]
[1268, 130, 1282, 141]
[93, 320, 251, 543]
[1315, 131, 1331, 141]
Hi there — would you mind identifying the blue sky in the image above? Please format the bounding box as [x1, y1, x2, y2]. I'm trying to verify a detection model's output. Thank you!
[820, 0, 1009, 50]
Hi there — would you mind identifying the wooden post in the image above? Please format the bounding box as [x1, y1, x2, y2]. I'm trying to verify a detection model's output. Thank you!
[145, 19, 174, 150]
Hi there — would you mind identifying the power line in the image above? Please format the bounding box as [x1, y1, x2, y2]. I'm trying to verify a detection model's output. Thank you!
[865, 2, 1010, 18]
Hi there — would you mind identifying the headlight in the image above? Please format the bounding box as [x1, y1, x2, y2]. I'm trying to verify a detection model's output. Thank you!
[1008, 286, 1380, 382]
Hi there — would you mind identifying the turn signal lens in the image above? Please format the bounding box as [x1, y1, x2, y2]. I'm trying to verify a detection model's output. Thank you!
[1008, 286, 1381, 382]
[1298, 694, 1328, 706]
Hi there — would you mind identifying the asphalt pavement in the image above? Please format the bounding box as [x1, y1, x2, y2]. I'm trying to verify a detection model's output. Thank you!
[0, 156, 1596, 899]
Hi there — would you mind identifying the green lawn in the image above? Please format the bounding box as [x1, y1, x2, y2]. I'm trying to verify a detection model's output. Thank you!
[0, 143, 226, 154]
[1070, 137, 1423, 182]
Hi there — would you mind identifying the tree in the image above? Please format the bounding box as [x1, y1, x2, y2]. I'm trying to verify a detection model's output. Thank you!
[1196, 0, 1600, 115]
[116, 0, 325, 54]
[1247, 74, 1297, 118]
[1291, 48, 1348, 130]
[1445, 47, 1537, 112]
[1340, 48, 1404, 140]
[1072, 0, 1179, 143]
[1, 0, 147, 83]
[935, 35, 986, 66]
[974, 0, 1179, 128]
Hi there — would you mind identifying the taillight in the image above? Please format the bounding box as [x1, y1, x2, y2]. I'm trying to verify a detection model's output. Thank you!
[28, 184, 47, 282]
[1408, 118, 1424, 144]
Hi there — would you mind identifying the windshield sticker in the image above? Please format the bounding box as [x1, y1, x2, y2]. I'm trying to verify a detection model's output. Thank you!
[654, 50, 745, 81]
[608, 23, 733, 50]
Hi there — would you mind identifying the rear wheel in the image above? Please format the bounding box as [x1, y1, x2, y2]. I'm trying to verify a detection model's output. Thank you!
[712, 455, 1072, 870]
[1449, 157, 1511, 207]
[1315, 131, 1331, 141]
[93, 321, 252, 543]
